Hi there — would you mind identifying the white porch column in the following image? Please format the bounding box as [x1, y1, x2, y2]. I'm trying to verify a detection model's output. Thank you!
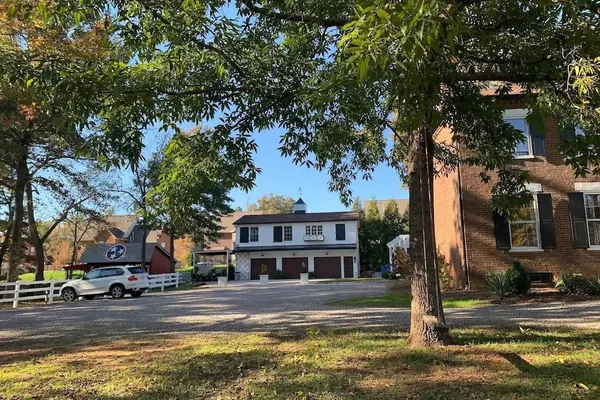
[340, 256, 344, 279]
[308, 256, 315, 272]
[276, 256, 282, 271]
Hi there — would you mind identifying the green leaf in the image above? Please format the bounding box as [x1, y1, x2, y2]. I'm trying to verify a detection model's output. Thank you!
[7, 3, 16, 19]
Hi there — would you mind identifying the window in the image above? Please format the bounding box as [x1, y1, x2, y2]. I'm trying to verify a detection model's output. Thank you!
[127, 267, 146, 275]
[584, 194, 600, 246]
[503, 109, 545, 158]
[509, 199, 540, 249]
[283, 226, 293, 241]
[305, 225, 323, 235]
[335, 224, 346, 240]
[100, 268, 124, 278]
[250, 227, 259, 242]
[85, 269, 102, 280]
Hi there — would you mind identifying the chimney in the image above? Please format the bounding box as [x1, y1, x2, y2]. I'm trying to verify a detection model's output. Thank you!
[293, 198, 307, 214]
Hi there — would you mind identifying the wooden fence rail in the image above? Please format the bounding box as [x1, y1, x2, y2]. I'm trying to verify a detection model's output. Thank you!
[0, 271, 192, 309]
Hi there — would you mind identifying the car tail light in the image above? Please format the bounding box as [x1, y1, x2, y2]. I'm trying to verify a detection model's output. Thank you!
[128, 276, 138, 281]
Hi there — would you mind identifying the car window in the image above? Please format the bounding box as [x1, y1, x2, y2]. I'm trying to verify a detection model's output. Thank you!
[127, 267, 145, 274]
[85, 269, 102, 280]
[100, 268, 124, 278]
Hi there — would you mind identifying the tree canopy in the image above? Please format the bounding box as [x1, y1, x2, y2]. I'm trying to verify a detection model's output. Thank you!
[7, 0, 600, 345]
[247, 194, 295, 214]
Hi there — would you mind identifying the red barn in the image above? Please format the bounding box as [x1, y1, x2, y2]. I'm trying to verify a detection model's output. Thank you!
[77, 243, 175, 275]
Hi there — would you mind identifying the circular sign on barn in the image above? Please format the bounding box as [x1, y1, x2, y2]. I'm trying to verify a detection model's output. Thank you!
[106, 244, 127, 261]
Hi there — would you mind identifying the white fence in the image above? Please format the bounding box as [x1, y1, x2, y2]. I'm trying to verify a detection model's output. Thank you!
[0, 271, 192, 309]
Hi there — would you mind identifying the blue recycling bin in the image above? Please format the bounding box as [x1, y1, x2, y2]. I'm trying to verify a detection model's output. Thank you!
[381, 265, 391, 273]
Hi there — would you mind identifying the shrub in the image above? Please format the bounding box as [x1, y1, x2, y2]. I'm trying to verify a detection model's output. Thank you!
[360, 270, 374, 278]
[382, 271, 398, 280]
[392, 248, 411, 278]
[506, 260, 531, 295]
[272, 270, 285, 279]
[556, 273, 600, 296]
[308, 271, 315, 279]
[437, 254, 453, 291]
[485, 271, 513, 299]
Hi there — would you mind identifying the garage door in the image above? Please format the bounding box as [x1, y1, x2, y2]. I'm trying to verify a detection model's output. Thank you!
[250, 258, 276, 280]
[314, 257, 341, 279]
[282, 257, 308, 279]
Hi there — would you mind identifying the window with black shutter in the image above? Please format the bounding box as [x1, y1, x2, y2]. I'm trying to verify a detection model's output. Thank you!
[537, 193, 556, 249]
[335, 224, 346, 240]
[568, 192, 590, 248]
[493, 211, 511, 250]
[239, 227, 249, 243]
[530, 117, 546, 157]
[273, 226, 283, 242]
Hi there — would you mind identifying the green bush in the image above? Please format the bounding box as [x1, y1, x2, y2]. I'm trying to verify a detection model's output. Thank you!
[485, 271, 513, 299]
[272, 270, 285, 279]
[556, 273, 600, 296]
[506, 260, 531, 295]
[485, 260, 531, 298]
[382, 271, 398, 280]
[437, 254, 453, 291]
[308, 272, 315, 279]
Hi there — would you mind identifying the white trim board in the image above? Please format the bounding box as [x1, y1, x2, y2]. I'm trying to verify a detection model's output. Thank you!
[574, 182, 600, 192]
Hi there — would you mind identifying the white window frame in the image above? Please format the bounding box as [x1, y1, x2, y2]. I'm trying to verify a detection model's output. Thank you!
[249, 227, 259, 242]
[582, 193, 600, 249]
[508, 196, 542, 251]
[305, 225, 322, 235]
[503, 109, 534, 159]
[283, 226, 293, 241]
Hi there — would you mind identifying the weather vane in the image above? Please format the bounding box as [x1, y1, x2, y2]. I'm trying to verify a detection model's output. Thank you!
[298, 187, 303, 197]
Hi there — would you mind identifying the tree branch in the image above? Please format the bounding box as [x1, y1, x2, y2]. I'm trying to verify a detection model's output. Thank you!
[240, 1, 351, 28]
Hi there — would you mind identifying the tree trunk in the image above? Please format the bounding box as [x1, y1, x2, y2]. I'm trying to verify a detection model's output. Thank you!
[25, 181, 46, 281]
[140, 217, 147, 273]
[169, 221, 175, 273]
[7, 156, 27, 283]
[70, 219, 79, 266]
[0, 209, 13, 272]
[407, 126, 451, 346]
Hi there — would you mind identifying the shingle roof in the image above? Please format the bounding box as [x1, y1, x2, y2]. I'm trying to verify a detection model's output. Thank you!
[294, 197, 306, 205]
[233, 211, 359, 225]
[217, 211, 263, 232]
[78, 243, 165, 264]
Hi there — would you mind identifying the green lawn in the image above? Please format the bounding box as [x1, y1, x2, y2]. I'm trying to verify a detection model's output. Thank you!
[1, 328, 599, 399]
[328, 292, 491, 309]
[175, 266, 193, 273]
[16, 270, 83, 282]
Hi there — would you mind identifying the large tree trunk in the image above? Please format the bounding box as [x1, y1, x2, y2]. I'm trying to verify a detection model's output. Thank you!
[0, 208, 13, 271]
[407, 126, 451, 346]
[26, 181, 46, 281]
[140, 216, 147, 273]
[70, 219, 79, 266]
[169, 221, 175, 273]
[7, 156, 27, 283]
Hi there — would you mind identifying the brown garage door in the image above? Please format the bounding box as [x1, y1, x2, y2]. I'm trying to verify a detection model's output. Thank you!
[314, 257, 341, 279]
[282, 257, 308, 279]
[250, 258, 276, 280]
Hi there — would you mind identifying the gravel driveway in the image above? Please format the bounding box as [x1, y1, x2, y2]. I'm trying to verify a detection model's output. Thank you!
[1, 280, 599, 348]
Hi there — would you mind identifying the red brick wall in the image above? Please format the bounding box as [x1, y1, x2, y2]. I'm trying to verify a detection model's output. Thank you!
[458, 97, 600, 287]
[433, 126, 467, 288]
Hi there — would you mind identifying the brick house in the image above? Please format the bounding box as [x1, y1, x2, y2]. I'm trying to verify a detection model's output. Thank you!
[434, 92, 600, 289]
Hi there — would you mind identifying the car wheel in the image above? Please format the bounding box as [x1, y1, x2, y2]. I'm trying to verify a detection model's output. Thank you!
[62, 287, 77, 302]
[83, 295, 95, 300]
[131, 290, 143, 298]
[109, 284, 125, 299]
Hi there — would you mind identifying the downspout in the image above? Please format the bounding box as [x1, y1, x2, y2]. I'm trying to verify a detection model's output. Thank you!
[456, 158, 470, 289]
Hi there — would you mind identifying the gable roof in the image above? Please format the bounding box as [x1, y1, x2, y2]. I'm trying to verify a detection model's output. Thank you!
[233, 211, 359, 225]
[78, 243, 172, 264]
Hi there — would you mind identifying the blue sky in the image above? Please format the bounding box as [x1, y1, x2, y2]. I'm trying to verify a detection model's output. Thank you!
[225, 128, 408, 212]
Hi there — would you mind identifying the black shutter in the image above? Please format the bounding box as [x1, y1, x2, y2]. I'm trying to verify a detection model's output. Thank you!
[537, 193, 556, 249]
[335, 223, 346, 240]
[530, 117, 546, 156]
[493, 211, 511, 250]
[273, 226, 282, 242]
[568, 192, 589, 248]
[239, 227, 249, 243]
